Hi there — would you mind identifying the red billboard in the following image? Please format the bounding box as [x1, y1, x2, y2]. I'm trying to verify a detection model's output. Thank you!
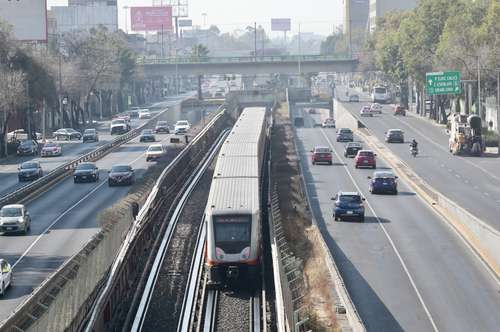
[131, 6, 172, 32]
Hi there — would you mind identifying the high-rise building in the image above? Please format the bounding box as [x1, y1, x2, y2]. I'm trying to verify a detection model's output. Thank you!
[369, 0, 417, 33]
[51, 1, 118, 33]
[344, 0, 370, 35]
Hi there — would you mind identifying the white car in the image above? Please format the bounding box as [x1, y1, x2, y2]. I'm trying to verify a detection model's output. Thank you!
[174, 120, 191, 134]
[0, 204, 31, 234]
[360, 106, 373, 117]
[322, 118, 336, 128]
[146, 144, 167, 162]
[0, 259, 12, 296]
[138, 110, 152, 119]
[110, 119, 130, 135]
[370, 103, 383, 114]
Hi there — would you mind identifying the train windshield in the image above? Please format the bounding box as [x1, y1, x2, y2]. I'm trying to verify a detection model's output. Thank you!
[214, 215, 251, 254]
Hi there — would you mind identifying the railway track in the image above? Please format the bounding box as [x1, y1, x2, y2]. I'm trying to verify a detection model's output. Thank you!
[129, 129, 230, 332]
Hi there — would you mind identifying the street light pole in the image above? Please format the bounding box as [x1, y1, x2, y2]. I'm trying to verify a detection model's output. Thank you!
[254, 22, 257, 62]
[298, 23, 302, 86]
[123, 6, 129, 33]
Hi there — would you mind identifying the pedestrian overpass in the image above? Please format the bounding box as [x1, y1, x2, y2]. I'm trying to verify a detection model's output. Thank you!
[138, 55, 359, 77]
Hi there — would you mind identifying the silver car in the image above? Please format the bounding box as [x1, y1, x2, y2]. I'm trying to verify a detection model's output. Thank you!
[0, 259, 12, 296]
[0, 204, 31, 234]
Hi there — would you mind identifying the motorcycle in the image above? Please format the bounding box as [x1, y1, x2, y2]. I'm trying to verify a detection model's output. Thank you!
[410, 145, 418, 157]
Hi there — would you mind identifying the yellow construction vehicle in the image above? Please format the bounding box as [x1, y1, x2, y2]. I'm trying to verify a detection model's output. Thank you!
[448, 113, 483, 156]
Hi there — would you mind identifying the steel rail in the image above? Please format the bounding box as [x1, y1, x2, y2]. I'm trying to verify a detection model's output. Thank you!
[130, 129, 229, 332]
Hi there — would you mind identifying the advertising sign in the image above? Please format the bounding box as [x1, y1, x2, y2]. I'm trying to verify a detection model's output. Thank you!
[0, 0, 47, 41]
[131, 6, 172, 32]
[178, 19, 192, 27]
[426, 71, 461, 95]
[271, 18, 291, 32]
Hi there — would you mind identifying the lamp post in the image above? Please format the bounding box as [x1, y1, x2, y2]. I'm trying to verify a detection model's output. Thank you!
[123, 6, 129, 33]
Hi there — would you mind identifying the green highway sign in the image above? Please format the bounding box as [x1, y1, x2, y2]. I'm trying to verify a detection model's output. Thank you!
[426, 71, 461, 95]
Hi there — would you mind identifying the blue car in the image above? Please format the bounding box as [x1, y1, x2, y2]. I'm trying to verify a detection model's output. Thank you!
[368, 171, 398, 195]
[332, 191, 365, 222]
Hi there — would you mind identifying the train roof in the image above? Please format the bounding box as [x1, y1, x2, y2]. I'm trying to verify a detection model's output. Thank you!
[214, 156, 259, 178]
[207, 178, 259, 213]
[219, 142, 259, 157]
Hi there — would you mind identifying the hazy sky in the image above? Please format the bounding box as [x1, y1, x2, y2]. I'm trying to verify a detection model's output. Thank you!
[47, 0, 344, 36]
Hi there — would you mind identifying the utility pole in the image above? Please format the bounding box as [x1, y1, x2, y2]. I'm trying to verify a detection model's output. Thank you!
[42, 98, 46, 141]
[254, 22, 257, 62]
[161, 24, 164, 58]
[477, 56, 481, 118]
[298, 23, 302, 86]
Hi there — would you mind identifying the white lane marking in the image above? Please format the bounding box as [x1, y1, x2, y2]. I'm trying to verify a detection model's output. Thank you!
[390, 114, 500, 183]
[455, 174, 461, 179]
[12, 135, 171, 269]
[320, 129, 440, 332]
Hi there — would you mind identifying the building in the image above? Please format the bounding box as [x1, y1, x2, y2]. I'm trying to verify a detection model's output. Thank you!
[51, 1, 118, 33]
[369, 0, 417, 33]
[344, 0, 369, 35]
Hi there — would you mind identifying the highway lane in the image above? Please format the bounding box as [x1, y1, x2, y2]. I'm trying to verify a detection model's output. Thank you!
[337, 87, 500, 233]
[0, 95, 190, 198]
[294, 107, 500, 332]
[0, 95, 207, 320]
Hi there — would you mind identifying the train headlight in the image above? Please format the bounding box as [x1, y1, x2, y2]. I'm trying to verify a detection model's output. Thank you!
[216, 247, 224, 260]
[241, 247, 250, 260]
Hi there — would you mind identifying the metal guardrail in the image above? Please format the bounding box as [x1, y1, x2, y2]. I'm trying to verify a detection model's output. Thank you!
[137, 55, 356, 65]
[0, 110, 167, 208]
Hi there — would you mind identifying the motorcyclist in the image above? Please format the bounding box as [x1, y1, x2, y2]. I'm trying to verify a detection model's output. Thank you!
[410, 139, 418, 152]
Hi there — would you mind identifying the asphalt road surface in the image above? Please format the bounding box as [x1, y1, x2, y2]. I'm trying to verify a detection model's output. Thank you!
[0, 93, 209, 321]
[337, 86, 500, 233]
[294, 106, 500, 332]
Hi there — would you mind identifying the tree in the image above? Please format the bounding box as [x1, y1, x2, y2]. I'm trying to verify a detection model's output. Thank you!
[191, 44, 209, 60]
[0, 67, 26, 156]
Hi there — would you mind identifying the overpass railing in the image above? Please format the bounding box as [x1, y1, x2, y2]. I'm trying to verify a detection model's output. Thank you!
[137, 54, 356, 65]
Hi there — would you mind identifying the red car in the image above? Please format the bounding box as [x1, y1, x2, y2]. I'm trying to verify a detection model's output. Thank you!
[355, 150, 377, 169]
[393, 105, 406, 116]
[311, 146, 333, 165]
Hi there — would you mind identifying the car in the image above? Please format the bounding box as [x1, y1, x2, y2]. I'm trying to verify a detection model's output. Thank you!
[146, 144, 167, 162]
[355, 150, 377, 169]
[348, 94, 360, 102]
[18, 161, 43, 181]
[110, 119, 130, 135]
[53, 128, 82, 140]
[73, 162, 99, 183]
[16, 140, 38, 156]
[372, 86, 391, 104]
[332, 191, 365, 222]
[138, 110, 152, 119]
[7, 129, 42, 141]
[115, 114, 131, 123]
[108, 164, 135, 186]
[336, 128, 354, 142]
[311, 146, 333, 165]
[393, 105, 406, 116]
[128, 108, 140, 118]
[174, 120, 191, 134]
[344, 142, 363, 158]
[41, 142, 62, 157]
[0, 204, 31, 234]
[82, 128, 99, 143]
[139, 129, 156, 142]
[155, 121, 170, 133]
[368, 171, 398, 195]
[360, 105, 373, 117]
[0, 259, 12, 296]
[370, 103, 383, 114]
[322, 118, 336, 128]
[385, 129, 405, 143]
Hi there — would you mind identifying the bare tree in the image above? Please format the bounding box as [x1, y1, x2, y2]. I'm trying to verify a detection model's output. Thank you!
[0, 67, 26, 156]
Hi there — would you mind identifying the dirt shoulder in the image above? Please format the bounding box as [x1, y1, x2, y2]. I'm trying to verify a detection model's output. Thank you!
[271, 102, 341, 331]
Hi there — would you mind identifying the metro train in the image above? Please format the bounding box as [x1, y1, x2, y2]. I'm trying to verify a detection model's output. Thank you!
[204, 107, 268, 286]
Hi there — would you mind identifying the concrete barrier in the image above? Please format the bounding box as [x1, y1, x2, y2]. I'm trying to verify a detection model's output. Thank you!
[335, 101, 500, 278]
[333, 99, 364, 130]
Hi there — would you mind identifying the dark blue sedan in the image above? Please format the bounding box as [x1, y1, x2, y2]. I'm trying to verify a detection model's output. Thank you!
[332, 192, 365, 222]
[368, 171, 398, 195]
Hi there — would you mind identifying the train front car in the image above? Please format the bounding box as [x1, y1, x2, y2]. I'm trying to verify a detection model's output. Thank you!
[205, 107, 267, 287]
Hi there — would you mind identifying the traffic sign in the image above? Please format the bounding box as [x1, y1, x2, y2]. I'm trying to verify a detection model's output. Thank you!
[426, 71, 461, 95]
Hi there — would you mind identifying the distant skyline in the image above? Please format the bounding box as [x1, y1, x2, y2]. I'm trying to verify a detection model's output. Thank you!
[47, 0, 344, 36]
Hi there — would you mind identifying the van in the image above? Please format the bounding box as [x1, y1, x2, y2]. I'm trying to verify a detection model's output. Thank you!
[372, 86, 391, 104]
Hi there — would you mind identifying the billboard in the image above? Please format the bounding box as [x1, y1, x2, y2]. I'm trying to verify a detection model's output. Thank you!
[178, 19, 192, 27]
[271, 18, 291, 32]
[0, 0, 47, 41]
[131, 6, 172, 32]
